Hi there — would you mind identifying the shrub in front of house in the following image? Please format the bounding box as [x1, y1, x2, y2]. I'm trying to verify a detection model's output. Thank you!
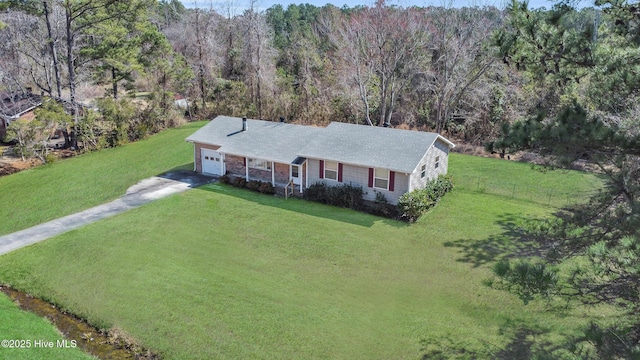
[365, 191, 401, 218]
[223, 176, 275, 195]
[258, 182, 275, 194]
[220, 174, 231, 184]
[246, 180, 261, 191]
[303, 182, 364, 210]
[398, 174, 454, 222]
[303, 183, 327, 203]
[232, 177, 247, 188]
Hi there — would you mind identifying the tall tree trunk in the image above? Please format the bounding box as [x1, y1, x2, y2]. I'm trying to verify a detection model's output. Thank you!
[195, 8, 206, 112]
[63, 2, 84, 150]
[112, 66, 118, 98]
[256, 31, 262, 119]
[43, 0, 62, 99]
[65, 4, 75, 105]
[64, 2, 78, 149]
[386, 81, 397, 125]
[378, 70, 387, 127]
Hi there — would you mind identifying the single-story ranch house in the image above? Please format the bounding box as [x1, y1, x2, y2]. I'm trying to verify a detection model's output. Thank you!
[186, 115, 455, 205]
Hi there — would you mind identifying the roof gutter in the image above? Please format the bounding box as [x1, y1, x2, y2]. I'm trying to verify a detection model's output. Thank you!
[437, 135, 456, 149]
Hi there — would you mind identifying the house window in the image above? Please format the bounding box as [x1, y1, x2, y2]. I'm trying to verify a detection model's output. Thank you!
[435, 156, 440, 169]
[420, 164, 426, 178]
[374, 168, 389, 190]
[248, 158, 271, 170]
[324, 161, 338, 181]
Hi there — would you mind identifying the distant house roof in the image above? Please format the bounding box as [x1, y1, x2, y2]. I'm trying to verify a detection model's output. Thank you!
[186, 116, 323, 164]
[0, 90, 43, 121]
[186, 116, 455, 172]
[298, 122, 455, 173]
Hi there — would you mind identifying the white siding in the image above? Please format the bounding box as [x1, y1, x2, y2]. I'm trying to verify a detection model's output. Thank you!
[409, 139, 450, 191]
[307, 159, 410, 205]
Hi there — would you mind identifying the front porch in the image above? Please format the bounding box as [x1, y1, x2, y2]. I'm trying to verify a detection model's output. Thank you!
[220, 174, 304, 198]
[275, 181, 304, 199]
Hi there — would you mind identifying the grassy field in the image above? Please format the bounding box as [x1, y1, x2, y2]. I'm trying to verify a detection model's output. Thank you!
[0, 292, 93, 360]
[0, 122, 608, 359]
[449, 155, 604, 207]
[0, 121, 204, 236]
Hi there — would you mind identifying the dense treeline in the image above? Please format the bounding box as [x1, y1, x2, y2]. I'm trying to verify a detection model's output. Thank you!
[0, 0, 191, 155]
[161, 1, 517, 141]
[0, 0, 529, 154]
[0, 1, 613, 152]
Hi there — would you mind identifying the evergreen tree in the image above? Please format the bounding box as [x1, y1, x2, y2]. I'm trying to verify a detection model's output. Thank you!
[488, 0, 640, 357]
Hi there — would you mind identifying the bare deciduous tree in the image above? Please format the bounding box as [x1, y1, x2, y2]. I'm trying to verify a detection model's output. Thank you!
[420, 6, 499, 133]
[329, 1, 429, 127]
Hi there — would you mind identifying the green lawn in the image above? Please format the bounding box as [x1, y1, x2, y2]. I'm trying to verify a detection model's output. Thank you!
[0, 121, 205, 236]
[0, 125, 608, 359]
[0, 292, 93, 360]
[0, 181, 607, 358]
[449, 154, 604, 207]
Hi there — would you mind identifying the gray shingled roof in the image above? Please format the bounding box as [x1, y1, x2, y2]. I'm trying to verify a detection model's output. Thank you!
[186, 116, 455, 173]
[0, 91, 43, 120]
[185, 116, 323, 164]
[298, 122, 454, 173]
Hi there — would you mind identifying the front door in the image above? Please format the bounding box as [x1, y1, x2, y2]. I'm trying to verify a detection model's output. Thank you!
[201, 149, 223, 175]
[290, 164, 301, 185]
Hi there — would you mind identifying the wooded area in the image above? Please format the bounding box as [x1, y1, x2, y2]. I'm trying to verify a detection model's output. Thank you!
[0, 0, 522, 153]
[1, 0, 639, 357]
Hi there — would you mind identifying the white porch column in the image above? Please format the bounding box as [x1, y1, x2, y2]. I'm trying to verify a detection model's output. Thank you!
[245, 157, 249, 181]
[300, 162, 305, 194]
[192, 143, 196, 171]
[271, 162, 275, 185]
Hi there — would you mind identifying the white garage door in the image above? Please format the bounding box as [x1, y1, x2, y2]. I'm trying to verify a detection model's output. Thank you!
[201, 149, 223, 175]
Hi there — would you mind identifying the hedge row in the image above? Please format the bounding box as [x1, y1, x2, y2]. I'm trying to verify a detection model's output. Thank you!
[303, 182, 364, 210]
[397, 175, 454, 222]
[220, 175, 276, 195]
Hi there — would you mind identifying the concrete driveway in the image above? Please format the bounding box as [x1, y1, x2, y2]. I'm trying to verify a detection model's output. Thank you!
[0, 171, 214, 256]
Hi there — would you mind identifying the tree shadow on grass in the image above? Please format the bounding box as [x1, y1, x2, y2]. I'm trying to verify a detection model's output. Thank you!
[420, 324, 563, 359]
[493, 327, 560, 359]
[197, 182, 408, 229]
[443, 213, 543, 268]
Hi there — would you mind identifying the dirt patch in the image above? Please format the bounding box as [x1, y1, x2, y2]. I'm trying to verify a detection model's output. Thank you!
[0, 285, 160, 360]
[0, 147, 78, 177]
[0, 158, 41, 176]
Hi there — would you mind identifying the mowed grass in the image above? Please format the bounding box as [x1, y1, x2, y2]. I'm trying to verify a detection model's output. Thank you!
[0, 159, 606, 359]
[0, 294, 93, 360]
[0, 121, 206, 236]
[449, 154, 604, 207]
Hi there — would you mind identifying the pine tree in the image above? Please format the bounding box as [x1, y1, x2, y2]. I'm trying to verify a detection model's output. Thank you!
[488, 1, 640, 357]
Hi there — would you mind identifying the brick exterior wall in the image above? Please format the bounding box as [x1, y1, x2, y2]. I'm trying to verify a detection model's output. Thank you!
[248, 168, 271, 182]
[225, 154, 246, 176]
[273, 162, 289, 184]
[223, 154, 294, 186]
